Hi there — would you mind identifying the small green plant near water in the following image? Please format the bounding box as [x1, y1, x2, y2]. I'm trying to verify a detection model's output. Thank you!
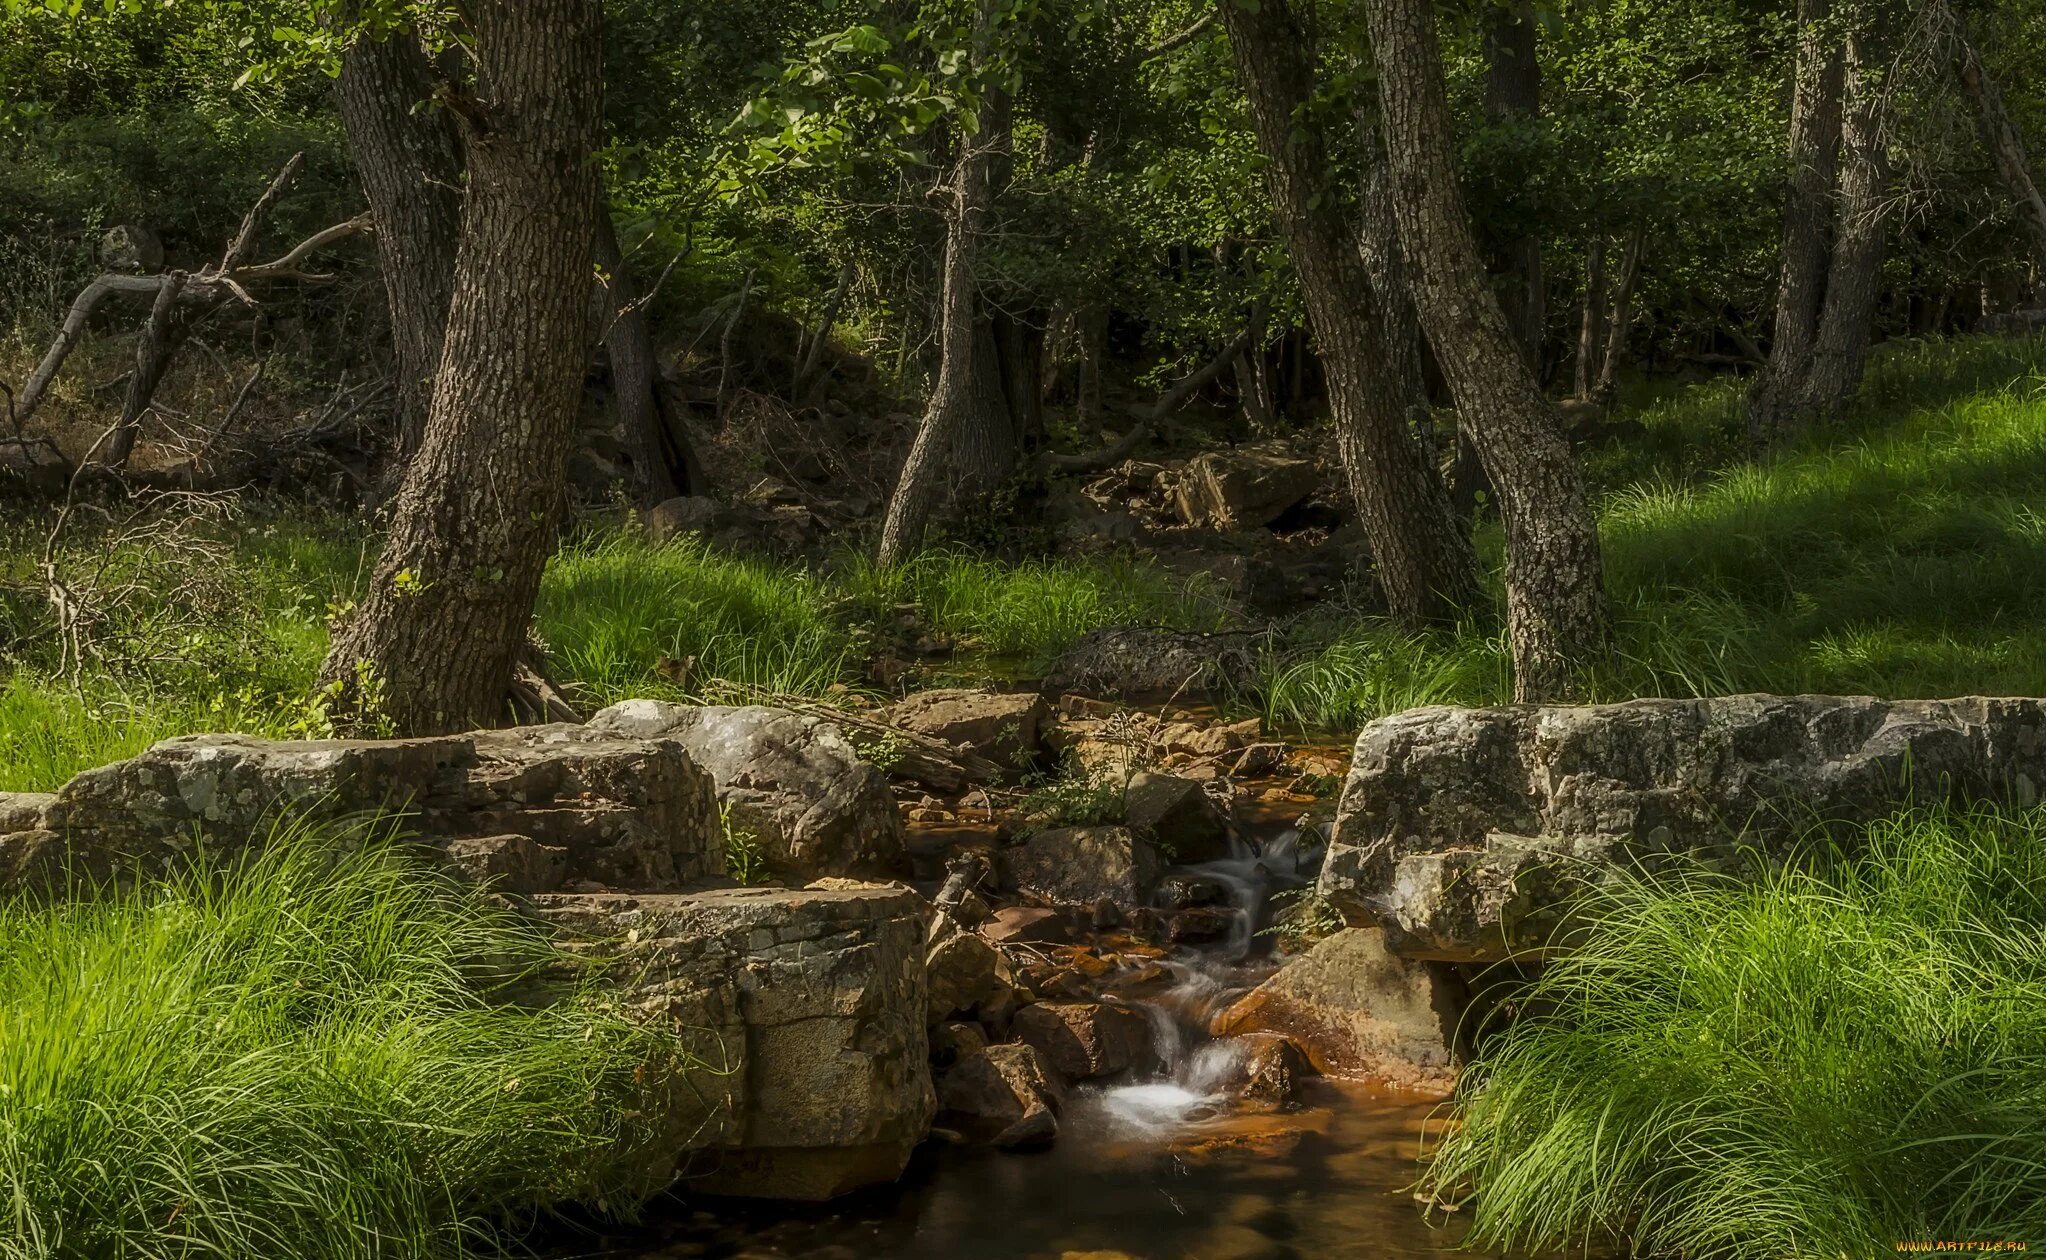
[719, 801, 770, 885]
[1018, 759, 1128, 830]
[1425, 804, 2046, 1260]
[0, 814, 684, 1260]
[1261, 887, 1343, 952]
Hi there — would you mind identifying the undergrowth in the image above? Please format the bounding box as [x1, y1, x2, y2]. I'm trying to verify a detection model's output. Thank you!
[0, 816, 683, 1259]
[1425, 804, 2046, 1260]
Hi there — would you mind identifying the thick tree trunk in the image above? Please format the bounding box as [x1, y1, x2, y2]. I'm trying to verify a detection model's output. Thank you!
[1790, 32, 1891, 419]
[594, 208, 701, 506]
[1941, 1, 2046, 282]
[335, 25, 463, 465]
[1593, 228, 1644, 404]
[1483, 0, 1545, 366]
[1224, 0, 1478, 626]
[1356, 121, 1430, 424]
[1361, 0, 1610, 700]
[877, 135, 988, 567]
[319, 0, 603, 736]
[1573, 237, 1606, 401]
[952, 314, 1020, 497]
[1746, 0, 1846, 441]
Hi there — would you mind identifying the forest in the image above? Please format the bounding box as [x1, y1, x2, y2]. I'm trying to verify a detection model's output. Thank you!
[3, 0, 2046, 1256]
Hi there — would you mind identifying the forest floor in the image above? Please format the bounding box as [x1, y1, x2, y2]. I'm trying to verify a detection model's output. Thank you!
[3, 331, 2043, 792]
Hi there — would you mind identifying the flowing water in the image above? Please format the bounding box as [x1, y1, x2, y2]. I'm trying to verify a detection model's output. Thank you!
[576, 804, 1482, 1259]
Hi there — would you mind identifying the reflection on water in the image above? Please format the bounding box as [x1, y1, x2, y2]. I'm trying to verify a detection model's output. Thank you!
[580, 1082, 1473, 1260]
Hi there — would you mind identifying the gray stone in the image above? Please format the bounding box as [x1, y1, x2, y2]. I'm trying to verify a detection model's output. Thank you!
[1166, 445, 1318, 529]
[1211, 927, 1461, 1088]
[0, 792, 53, 833]
[590, 700, 906, 880]
[999, 825, 1159, 917]
[534, 883, 934, 1199]
[1318, 695, 2046, 962]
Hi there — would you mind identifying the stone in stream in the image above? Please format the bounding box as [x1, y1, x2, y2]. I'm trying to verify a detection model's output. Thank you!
[1318, 695, 2046, 963]
[980, 904, 1071, 944]
[533, 882, 934, 1200]
[924, 929, 1013, 1024]
[1010, 1000, 1159, 1081]
[884, 688, 1051, 775]
[588, 700, 906, 880]
[936, 1042, 1066, 1148]
[1121, 771, 1231, 863]
[1211, 927, 1461, 1089]
[1233, 1033, 1311, 1108]
[26, 725, 722, 892]
[998, 825, 1160, 918]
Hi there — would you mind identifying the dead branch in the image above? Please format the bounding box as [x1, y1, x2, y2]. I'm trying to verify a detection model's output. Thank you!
[1044, 323, 1255, 474]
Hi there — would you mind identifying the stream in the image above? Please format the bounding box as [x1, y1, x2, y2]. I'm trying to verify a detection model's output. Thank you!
[573, 822, 1482, 1260]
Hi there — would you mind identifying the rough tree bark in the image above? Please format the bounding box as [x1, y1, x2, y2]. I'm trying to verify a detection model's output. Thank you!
[1361, 0, 1610, 700]
[1746, 0, 1846, 441]
[1224, 0, 1479, 625]
[594, 208, 702, 506]
[319, 0, 603, 735]
[1356, 119, 1430, 423]
[334, 24, 463, 464]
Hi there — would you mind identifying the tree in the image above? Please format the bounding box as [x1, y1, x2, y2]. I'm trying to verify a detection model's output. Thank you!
[1360, 0, 1611, 700]
[1222, 0, 1479, 626]
[318, 0, 604, 735]
[1934, 0, 2046, 286]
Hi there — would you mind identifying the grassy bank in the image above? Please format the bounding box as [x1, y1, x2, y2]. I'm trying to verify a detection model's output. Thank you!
[0, 819, 680, 1258]
[1425, 805, 2046, 1260]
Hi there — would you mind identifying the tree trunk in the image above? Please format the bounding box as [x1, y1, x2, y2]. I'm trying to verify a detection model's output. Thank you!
[594, 207, 701, 506]
[1941, 0, 2046, 282]
[318, 0, 603, 736]
[1356, 119, 1430, 423]
[1075, 302, 1108, 423]
[877, 128, 990, 567]
[797, 259, 857, 400]
[1573, 237, 1606, 401]
[951, 314, 1020, 497]
[334, 24, 463, 465]
[1789, 31, 1891, 419]
[1223, 0, 1478, 626]
[102, 272, 188, 471]
[1746, 0, 1846, 441]
[1483, 0, 1545, 367]
[1593, 228, 1644, 404]
[1361, 0, 1610, 700]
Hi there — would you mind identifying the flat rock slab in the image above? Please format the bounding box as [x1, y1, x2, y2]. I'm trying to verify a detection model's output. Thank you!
[532, 883, 934, 1201]
[1318, 694, 2046, 962]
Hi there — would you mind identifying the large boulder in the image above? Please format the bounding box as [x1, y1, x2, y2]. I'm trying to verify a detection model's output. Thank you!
[590, 700, 906, 880]
[885, 689, 1049, 774]
[1319, 695, 2046, 962]
[1210, 927, 1461, 1088]
[999, 825, 1160, 918]
[1011, 1000, 1158, 1080]
[535, 883, 934, 1200]
[1121, 771, 1231, 863]
[1166, 445, 1318, 529]
[937, 1042, 1065, 1148]
[1041, 628, 1261, 704]
[29, 725, 722, 892]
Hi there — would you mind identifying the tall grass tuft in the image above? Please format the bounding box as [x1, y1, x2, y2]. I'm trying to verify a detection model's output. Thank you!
[0, 817, 683, 1259]
[1425, 805, 2046, 1260]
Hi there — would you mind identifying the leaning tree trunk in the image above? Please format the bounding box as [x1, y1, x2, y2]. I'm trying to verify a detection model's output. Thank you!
[876, 126, 990, 568]
[1789, 31, 1892, 421]
[1592, 228, 1645, 405]
[335, 23, 464, 466]
[1746, 0, 1846, 443]
[319, 0, 603, 736]
[1361, 0, 1610, 700]
[594, 207, 702, 506]
[1224, 0, 1478, 626]
[1939, 0, 2046, 284]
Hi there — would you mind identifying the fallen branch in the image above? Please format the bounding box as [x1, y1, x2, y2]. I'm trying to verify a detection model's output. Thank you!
[1043, 323, 1254, 474]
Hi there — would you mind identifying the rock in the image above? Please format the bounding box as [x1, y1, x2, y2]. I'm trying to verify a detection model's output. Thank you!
[999, 825, 1159, 917]
[33, 726, 721, 892]
[1236, 1034, 1310, 1107]
[1318, 695, 2046, 963]
[100, 223, 163, 272]
[590, 701, 906, 880]
[1164, 906, 1240, 944]
[534, 883, 933, 1199]
[1158, 872, 1230, 909]
[1211, 927, 1461, 1088]
[1122, 771, 1231, 863]
[0, 792, 53, 833]
[1166, 445, 1318, 529]
[1233, 743, 1288, 777]
[885, 689, 1050, 774]
[937, 1042, 1065, 1148]
[980, 905, 1071, 944]
[1011, 1001, 1158, 1080]
[931, 1021, 988, 1068]
[1041, 628, 1261, 704]
[0, 443, 68, 497]
[646, 494, 724, 543]
[440, 834, 566, 894]
[925, 930, 1010, 1024]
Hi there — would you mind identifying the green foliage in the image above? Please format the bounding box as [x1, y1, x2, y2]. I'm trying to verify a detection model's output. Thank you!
[718, 801, 769, 885]
[0, 815, 682, 1259]
[1426, 804, 2046, 1260]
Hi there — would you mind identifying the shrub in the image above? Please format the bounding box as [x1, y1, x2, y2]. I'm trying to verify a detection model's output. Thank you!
[1424, 805, 2046, 1260]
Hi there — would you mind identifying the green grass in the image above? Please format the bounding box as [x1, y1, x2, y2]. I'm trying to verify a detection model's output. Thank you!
[0, 816, 683, 1259]
[1257, 333, 2046, 726]
[1425, 805, 2046, 1260]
